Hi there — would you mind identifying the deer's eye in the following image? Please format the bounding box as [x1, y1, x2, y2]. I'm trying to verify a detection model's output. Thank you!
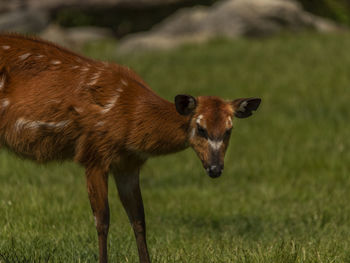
[197, 124, 208, 138]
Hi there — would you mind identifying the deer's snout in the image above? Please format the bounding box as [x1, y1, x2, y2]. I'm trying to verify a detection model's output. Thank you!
[206, 164, 223, 178]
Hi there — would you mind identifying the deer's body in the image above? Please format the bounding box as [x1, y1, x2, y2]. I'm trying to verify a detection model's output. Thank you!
[0, 34, 188, 165]
[0, 34, 261, 263]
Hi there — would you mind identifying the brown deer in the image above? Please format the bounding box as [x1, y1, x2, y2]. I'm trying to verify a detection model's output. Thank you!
[0, 33, 261, 263]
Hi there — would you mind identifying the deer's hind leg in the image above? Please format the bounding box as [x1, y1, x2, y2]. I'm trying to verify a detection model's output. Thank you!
[85, 165, 110, 263]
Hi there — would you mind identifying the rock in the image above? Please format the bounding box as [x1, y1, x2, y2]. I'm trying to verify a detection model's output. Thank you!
[0, 0, 23, 14]
[65, 26, 114, 44]
[2, 0, 192, 11]
[40, 24, 74, 48]
[40, 24, 114, 49]
[118, 0, 342, 52]
[0, 9, 49, 33]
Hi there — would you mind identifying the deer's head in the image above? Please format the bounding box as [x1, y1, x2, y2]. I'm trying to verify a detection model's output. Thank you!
[175, 95, 261, 178]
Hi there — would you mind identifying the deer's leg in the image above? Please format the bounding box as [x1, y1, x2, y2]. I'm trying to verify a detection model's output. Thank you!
[86, 166, 110, 263]
[113, 168, 151, 263]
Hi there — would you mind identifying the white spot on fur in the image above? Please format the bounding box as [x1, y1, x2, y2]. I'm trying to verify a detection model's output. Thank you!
[208, 139, 223, 151]
[101, 96, 118, 113]
[74, 107, 84, 113]
[15, 118, 27, 131]
[238, 101, 248, 112]
[226, 116, 232, 127]
[87, 71, 101, 86]
[1, 99, 9, 108]
[196, 115, 203, 125]
[2, 45, 10, 50]
[190, 127, 196, 139]
[51, 60, 61, 65]
[15, 118, 70, 131]
[71, 65, 79, 69]
[81, 67, 89, 72]
[95, 121, 106, 127]
[196, 114, 206, 128]
[36, 54, 44, 58]
[0, 75, 5, 90]
[19, 53, 31, 60]
[121, 79, 128, 86]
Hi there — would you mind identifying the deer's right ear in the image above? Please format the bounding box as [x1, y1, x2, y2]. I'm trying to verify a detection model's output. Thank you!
[232, 97, 261, 118]
[175, 94, 197, 115]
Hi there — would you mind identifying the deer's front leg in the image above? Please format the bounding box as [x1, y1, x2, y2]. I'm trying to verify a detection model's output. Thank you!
[113, 168, 151, 263]
[86, 166, 110, 263]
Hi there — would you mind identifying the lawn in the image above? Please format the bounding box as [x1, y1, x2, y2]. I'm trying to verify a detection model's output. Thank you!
[0, 32, 350, 262]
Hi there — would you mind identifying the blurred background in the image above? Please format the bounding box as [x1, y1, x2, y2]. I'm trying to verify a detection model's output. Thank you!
[1, 0, 350, 262]
[0, 0, 348, 51]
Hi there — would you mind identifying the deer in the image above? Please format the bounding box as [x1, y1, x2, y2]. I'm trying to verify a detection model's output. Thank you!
[0, 33, 261, 263]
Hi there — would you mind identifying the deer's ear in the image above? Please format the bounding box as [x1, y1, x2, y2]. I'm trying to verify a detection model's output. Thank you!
[232, 98, 261, 118]
[175, 94, 197, 115]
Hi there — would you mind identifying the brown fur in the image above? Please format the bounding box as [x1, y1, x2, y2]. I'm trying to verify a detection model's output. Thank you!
[0, 33, 260, 263]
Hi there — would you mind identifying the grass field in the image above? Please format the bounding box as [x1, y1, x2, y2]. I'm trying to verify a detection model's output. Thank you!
[1, 32, 350, 262]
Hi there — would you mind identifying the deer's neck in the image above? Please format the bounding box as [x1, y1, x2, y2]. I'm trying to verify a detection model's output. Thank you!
[130, 94, 191, 156]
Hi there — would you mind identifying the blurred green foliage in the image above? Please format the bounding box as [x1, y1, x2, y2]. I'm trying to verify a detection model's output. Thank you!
[298, 0, 350, 25]
[53, 0, 216, 37]
[53, 0, 350, 34]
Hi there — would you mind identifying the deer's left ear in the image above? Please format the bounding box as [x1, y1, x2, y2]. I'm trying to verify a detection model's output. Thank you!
[175, 94, 197, 115]
[232, 98, 261, 118]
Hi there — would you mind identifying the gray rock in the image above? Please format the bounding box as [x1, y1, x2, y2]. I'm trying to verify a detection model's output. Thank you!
[1, 0, 188, 11]
[66, 26, 114, 44]
[0, 9, 49, 33]
[40, 24, 115, 49]
[118, 0, 342, 52]
[40, 24, 74, 48]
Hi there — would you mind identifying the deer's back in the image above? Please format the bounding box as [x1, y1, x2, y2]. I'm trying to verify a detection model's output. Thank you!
[0, 34, 151, 164]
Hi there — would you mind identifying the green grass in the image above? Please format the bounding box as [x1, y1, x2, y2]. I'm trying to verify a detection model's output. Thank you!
[1, 32, 350, 262]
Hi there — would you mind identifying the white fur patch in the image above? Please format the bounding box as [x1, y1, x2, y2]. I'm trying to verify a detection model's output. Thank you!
[190, 127, 196, 139]
[208, 139, 223, 150]
[2, 45, 10, 50]
[36, 54, 44, 58]
[196, 115, 203, 125]
[14, 118, 27, 131]
[81, 67, 89, 72]
[196, 114, 207, 128]
[19, 53, 31, 60]
[71, 65, 79, 69]
[1, 99, 9, 108]
[101, 96, 118, 113]
[51, 60, 61, 65]
[121, 79, 128, 86]
[226, 116, 232, 127]
[87, 71, 101, 86]
[15, 118, 70, 131]
[95, 121, 106, 127]
[74, 107, 84, 113]
[0, 75, 5, 90]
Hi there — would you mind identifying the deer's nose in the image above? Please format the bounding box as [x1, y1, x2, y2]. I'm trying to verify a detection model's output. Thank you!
[207, 165, 223, 178]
